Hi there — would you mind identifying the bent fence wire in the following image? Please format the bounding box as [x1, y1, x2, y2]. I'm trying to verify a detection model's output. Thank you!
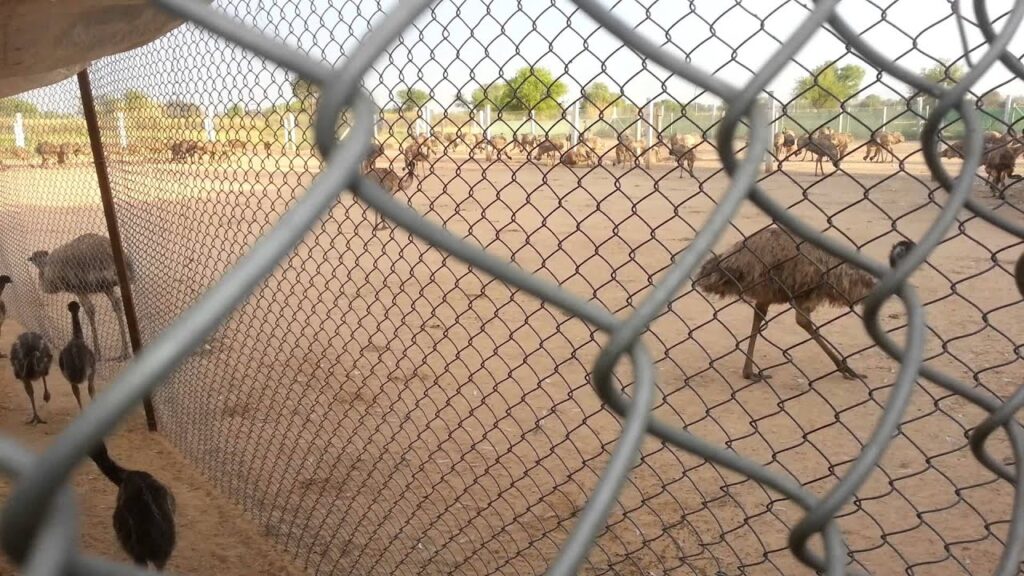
[1, 0, 1023, 575]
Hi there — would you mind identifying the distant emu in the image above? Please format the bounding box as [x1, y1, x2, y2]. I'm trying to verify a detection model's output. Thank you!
[694, 227, 913, 381]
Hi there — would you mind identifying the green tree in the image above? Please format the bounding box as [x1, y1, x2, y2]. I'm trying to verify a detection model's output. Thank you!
[453, 92, 473, 110]
[164, 99, 203, 118]
[123, 89, 158, 110]
[225, 103, 247, 117]
[913, 60, 965, 110]
[0, 97, 39, 115]
[502, 66, 567, 114]
[395, 87, 430, 112]
[856, 94, 885, 108]
[583, 82, 619, 114]
[792, 61, 865, 109]
[979, 90, 1005, 109]
[656, 99, 682, 117]
[471, 82, 507, 109]
[918, 60, 966, 89]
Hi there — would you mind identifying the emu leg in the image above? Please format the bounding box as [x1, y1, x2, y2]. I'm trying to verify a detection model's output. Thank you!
[87, 368, 96, 399]
[79, 293, 101, 360]
[23, 380, 43, 424]
[42, 376, 50, 403]
[70, 382, 82, 410]
[0, 319, 5, 357]
[742, 302, 772, 381]
[104, 288, 131, 361]
[794, 306, 863, 380]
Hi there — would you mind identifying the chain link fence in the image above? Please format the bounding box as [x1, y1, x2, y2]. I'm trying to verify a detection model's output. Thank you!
[1, 0, 1023, 575]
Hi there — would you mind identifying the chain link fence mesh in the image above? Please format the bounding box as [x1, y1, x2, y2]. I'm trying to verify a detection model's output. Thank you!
[0, 0, 1023, 575]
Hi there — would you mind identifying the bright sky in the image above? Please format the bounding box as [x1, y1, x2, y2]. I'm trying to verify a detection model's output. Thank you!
[24, 0, 1024, 114]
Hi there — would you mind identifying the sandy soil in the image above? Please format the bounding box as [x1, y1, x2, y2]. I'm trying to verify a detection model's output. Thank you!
[0, 322, 305, 575]
[0, 140, 1021, 575]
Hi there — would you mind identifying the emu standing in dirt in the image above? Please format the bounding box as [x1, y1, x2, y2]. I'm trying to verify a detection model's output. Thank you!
[0, 275, 11, 356]
[60, 301, 96, 410]
[10, 332, 52, 424]
[90, 441, 176, 570]
[364, 166, 416, 230]
[29, 233, 135, 361]
[694, 227, 913, 381]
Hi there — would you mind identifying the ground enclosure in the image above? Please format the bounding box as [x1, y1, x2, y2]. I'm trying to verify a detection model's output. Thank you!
[1, 1, 1023, 575]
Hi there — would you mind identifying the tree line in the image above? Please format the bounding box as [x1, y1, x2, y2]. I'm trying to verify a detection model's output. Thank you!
[0, 59, 1015, 122]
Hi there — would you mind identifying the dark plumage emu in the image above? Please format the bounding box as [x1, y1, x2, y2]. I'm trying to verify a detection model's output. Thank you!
[694, 227, 914, 381]
[0, 274, 11, 357]
[60, 301, 96, 410]
[10, 332, 52, 424]
[90, 441, 176, 570]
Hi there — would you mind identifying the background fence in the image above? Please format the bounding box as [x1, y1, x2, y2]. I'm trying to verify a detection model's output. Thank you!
[1, 0, 1023, 575]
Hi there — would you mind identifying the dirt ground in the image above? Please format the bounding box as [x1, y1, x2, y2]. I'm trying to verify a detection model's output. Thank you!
[0, 325, 304, 575]
[0, 140, 1021, 575]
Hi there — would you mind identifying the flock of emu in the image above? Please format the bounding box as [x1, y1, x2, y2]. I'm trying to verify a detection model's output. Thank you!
[3, 233, 176, 569]
[7, 120, 1021, 201]
[0, 116, 953, 572]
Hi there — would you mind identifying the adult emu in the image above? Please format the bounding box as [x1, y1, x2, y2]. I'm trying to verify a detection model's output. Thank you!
[695, 226, 914, 381]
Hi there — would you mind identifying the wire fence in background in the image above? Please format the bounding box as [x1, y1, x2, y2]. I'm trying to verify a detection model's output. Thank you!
[0, 0, 1023, 575]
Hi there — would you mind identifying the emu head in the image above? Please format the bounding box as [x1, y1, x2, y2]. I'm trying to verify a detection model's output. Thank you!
[27, 251, 49, 270]
[0, 275, 11, 286]
[68, 301, 80, 314]
[889, 240, 916, 268]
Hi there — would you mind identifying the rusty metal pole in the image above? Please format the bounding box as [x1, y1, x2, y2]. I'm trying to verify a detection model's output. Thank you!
[77, 68, 158, 432]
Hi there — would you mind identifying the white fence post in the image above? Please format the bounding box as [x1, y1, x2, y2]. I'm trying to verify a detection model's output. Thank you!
[284, 112, 296, 153]
[485, 105, 492, 139]
[116, 112, 128, 148]
[204, 112, 217, 142]
[646, 101, 654, 147]
[882, 106, 887, 126]
[573, 101, 581, 144]
[1005, 96, 1014, 124]
[530, 110, 536, 135]
[13, 113, 24, 148]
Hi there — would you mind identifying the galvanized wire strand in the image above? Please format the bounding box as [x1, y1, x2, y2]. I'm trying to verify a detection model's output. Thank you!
[0, 0, 1022, 574]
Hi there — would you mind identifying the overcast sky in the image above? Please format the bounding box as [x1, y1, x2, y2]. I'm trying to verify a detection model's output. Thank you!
[23, 0, 1024, 114]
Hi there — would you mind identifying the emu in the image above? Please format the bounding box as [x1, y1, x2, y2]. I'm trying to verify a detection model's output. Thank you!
[0, 275, 11, 356]
[694, 226, 914, 381]
[10, 332, 52, 424]
[90, 441, 176, 570]
[60, 301, 97, 410]
[28, 233, 135, 361]
[364, 166, 416, 230]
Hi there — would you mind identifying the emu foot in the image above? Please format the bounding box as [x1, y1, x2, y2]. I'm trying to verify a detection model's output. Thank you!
[743, 370, 772, 382]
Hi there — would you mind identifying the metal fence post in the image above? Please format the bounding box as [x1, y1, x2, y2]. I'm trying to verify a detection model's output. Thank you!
[77, 68, 158, 432]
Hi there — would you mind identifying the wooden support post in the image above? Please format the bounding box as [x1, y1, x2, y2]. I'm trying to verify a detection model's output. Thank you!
[78, 68, 157, 432]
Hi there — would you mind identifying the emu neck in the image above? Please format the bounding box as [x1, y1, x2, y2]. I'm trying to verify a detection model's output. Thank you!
[34, 267, 48, 292]
[71, 309, 84, 340]
[0, 284, 6, 298]
[90, 449, 127, 486]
